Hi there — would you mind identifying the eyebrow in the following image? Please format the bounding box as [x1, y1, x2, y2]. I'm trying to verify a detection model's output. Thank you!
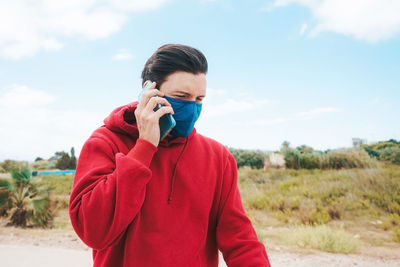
[174, 90, 206, 97]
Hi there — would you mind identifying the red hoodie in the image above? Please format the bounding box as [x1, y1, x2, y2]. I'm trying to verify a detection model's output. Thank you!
[69, 101, 270, 267]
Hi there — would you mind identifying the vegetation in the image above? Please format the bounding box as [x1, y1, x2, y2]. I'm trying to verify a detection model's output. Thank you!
[52, 147, 77, 170]
[240, 165, 400, 225]
[0, 167, 56, 228]
[281, 143, 377, 170]
[238, 163, 400, 251]
[362, 139, 400, 165]
[0, 179, 12, 217]
[281, 225, 360, 254]
[35, 174, 74, 210]
[0, 160, 28, 173]
[1, 148, 77, 173]
[228, 141, 379, 170]
[1, 139, 399, 254]
[228, 147, 267, 169]
[27, 163, 398, 253]
[30, 159, 56, 171]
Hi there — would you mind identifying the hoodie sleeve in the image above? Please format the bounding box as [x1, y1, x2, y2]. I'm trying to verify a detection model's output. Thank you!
[69, 135, 157, 250]
[216, 153, 271, 267]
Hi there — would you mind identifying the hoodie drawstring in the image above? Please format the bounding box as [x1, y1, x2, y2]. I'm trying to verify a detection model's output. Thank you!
[168, 137, 189, 204]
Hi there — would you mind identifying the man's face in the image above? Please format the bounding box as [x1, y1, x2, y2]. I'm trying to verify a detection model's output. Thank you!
[159, 71, 206, 103]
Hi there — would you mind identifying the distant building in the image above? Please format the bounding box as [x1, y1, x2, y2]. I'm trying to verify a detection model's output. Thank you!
[264, 153, 285, 170]
[352, 138, 367, 147]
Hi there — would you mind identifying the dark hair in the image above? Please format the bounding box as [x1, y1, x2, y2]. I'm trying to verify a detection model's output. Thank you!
[141, 44, 208, 88]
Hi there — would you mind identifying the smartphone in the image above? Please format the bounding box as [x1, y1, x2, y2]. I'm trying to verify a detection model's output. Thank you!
[138, 81, 176, 140]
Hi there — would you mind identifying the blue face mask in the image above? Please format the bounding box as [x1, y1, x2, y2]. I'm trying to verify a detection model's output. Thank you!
[164, 96, 202, 137]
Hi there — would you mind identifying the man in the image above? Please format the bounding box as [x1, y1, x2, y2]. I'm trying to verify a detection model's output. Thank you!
[69, 44, 271, 266]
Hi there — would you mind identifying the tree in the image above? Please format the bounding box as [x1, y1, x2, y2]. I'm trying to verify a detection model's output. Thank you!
[296, 145, 314, 154]
[70, 147, 77, 169]
[55, 152, 71, 170]
[0, 167, 55, 227]
[281, 141, 290, 151]
[71, 147, 75, 158]
[53, 147, 77, 170]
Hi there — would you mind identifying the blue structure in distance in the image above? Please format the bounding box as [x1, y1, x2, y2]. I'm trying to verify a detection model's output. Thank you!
[32, 170, 75, 176]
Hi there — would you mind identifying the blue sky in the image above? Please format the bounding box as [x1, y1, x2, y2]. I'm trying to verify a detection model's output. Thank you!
[0, 0, 399, 161]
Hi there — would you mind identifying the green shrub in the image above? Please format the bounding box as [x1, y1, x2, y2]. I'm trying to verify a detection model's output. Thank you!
[282, 225, 360, 253]
[381, 213, 400, 230]
[1, 160, 28, 173]
[30, 160, 52, 171]
[310, 206, 331, 224]
[362, 139, 400, 165]
[283, 149, 301, 169]
[328, 149, 376, 169]
[298, 153, 321, 169]
[274, 210, 289, 223]
[35, 174, 74, 195]
[0, 179, 13, 217]
[370, 141, 398, 150]
[379, 147, 400, 164]
[393, 227, 400, 243]
[364, 147, 380, 158]
[289, 197, 301, 211]
[283, 147, 375, 170]
[246, 195, 269, 210]
[298, 204, 331, 225]
[229, 148, 266, 169]
[238, 164, 400, 227]
[0, 167, 56, 228]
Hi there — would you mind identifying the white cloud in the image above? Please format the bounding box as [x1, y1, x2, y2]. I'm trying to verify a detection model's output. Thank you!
[272, 0, 400, 42]
[0, 0, 168, 59]
[0, 85, 56, 107]
[112, 49, 133, 60]
[299, 23, 308, 35]
[0, 85, 104, 161]
[202, 88, 272, 118]
[206, 88, 228, 97]
[295, 107, 340, 120]
[247, 106, 340, 126]
[203, 98, 271, 118]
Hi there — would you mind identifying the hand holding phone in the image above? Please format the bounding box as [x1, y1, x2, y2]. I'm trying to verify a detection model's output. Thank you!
[136, 81, 176, 145]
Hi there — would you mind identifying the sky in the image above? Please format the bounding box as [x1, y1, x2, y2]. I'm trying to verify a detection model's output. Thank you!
[0, 0, 399, 162]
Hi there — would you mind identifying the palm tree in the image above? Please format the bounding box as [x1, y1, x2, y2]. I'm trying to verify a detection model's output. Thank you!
[0, 179, 13, 217]
[0, 167, 54, 228]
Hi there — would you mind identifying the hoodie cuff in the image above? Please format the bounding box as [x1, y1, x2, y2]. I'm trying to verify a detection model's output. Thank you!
[127, 139, 158, 167]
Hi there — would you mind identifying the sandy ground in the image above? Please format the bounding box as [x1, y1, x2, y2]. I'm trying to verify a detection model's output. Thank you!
[0, 244, 93, 267]
[1, 226, 399, 266]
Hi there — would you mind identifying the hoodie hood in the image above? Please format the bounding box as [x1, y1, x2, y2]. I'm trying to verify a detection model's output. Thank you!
[103, 101, 197, 147]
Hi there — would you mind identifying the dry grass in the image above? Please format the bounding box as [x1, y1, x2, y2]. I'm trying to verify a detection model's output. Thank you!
[280, 225, 360, 254]
[239, 163, 400, 254]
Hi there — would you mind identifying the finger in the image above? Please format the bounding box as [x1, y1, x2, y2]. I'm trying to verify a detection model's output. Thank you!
[153, 106, 174, 118]
[137, 81, 155, 108]
[140, 88, 164, 108]
[145, 97, 171, 113]
[143, 80, 157, 91]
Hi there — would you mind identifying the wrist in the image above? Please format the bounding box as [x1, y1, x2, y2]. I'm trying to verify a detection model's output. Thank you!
[127, 139, 158, 167]
[139, 133, 158, 147]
